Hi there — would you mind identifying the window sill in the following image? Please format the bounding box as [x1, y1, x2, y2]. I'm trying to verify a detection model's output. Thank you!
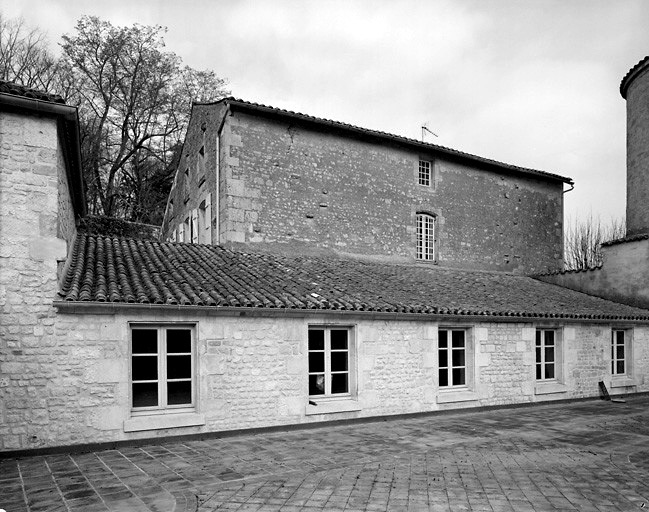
[305, 398, 361, 416]
[436, 389, 478, 404]
[124, 412, 205, 432]
[534, 381, 567, 395]
[611, 376, 636, 388]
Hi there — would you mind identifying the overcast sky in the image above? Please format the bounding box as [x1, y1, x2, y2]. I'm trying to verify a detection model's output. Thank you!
[5, 0, 649, 224]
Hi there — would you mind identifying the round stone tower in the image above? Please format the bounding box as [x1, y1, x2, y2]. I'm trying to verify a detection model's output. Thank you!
[621, 56, 649, 236]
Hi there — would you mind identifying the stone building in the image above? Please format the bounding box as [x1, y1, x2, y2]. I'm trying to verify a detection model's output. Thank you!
[161, 99, 571, 274]
[2, 76, 649, 454]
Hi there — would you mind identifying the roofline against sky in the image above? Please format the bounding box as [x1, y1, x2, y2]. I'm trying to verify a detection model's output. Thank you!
[620, 55, 649, 99]
[52, 301, 649, 324]
[194, 97, 574, 186]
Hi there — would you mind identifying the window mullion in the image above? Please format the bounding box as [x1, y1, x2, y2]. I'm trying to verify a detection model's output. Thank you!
[190, 329, 195, 406]
[160, 327, 167, 408]
[431, 217, 435, 259]
[325, 330, 331, 395]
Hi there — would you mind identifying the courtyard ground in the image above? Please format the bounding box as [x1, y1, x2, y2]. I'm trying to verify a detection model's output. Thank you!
[2, 396, 649, 511]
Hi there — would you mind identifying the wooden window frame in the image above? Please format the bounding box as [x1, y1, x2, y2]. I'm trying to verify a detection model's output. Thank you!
[438, 328, 471, 388]
[416, 213, 435, 261]
[418, 159, 431, 186]
[130, 324, 196, 416]
[535, 329, 562, 381]
[308, 326, 355, 399]
[611, 329, 633, 376]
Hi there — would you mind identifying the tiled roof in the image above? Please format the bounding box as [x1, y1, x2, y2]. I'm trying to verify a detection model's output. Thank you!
[620, 55, 649, 99]
[203, 97, 573, 185]
[59, 234, 649, 321]
[0, 80, 65, 104]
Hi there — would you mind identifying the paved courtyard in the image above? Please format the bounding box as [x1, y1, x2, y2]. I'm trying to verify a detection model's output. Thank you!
[2, 397, 649, 512]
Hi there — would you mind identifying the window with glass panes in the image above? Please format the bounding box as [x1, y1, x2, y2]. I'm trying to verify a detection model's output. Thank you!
[439, 329, 466, 387]
[611, 330, 627, 375]
[131, 326, 194, 410]
[308, 327, 350, 397]
[418, 160, 431, 186]
[416, 213, 435, 261]
[535, 329, 556, 380]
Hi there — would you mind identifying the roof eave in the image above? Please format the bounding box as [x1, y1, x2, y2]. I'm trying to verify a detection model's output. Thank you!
[224, 98, 573, 185]
[52, 300, 649, 323]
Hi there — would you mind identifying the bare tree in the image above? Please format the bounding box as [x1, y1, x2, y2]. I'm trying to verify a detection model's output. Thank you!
[564, 214, 626, 271]
[57, 16, 229, 222]
[1, 13, 229, 223]
[0, 13, 62, 91]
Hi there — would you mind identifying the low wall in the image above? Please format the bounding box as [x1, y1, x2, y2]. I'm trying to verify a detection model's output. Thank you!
[538, 237, 649, 309]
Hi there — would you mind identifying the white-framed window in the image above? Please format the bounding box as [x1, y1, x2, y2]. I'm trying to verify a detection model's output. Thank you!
[536, 329, 560, 380]
[130, 325, 195, 413]
[439, 328, 470, 387]
[418, 159, 431, 186]
[612, 329, 632, 376]
[308, 327, 354, 397]
[416, 213, 435, 261]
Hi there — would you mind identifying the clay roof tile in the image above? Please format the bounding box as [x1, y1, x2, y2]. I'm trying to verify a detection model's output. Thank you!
[59, 234, 649, 322]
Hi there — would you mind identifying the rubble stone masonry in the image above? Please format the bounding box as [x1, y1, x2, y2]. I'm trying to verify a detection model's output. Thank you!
[3, 301, 648, 450]
[0, 111, 74, 450]
[164, 106, 565, 274]
[2, 108, 645, 453]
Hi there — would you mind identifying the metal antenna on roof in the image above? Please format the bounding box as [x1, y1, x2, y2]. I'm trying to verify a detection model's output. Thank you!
[421, 123, 438, 142]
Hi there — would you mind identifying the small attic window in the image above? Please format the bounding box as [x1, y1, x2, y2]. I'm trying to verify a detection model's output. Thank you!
[418, 160, 431, 186]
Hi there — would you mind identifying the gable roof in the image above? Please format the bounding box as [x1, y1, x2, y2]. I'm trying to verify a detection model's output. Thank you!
[57, 233, 649, 321]
[205, 97, 573, 185]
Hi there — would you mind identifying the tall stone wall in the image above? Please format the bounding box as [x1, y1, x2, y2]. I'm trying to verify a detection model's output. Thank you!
[537, 238, 649, 310]
[162, 103, 227, 243]
[0, 111, 76, 451]
[218, 111, 563, 273]
[3, 306, 646, 451]
[625, 61, 649, 236]
[163, 105, 565, 274]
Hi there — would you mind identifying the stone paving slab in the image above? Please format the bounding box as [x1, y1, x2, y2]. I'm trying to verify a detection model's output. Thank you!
[2, 397, 649, 511]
